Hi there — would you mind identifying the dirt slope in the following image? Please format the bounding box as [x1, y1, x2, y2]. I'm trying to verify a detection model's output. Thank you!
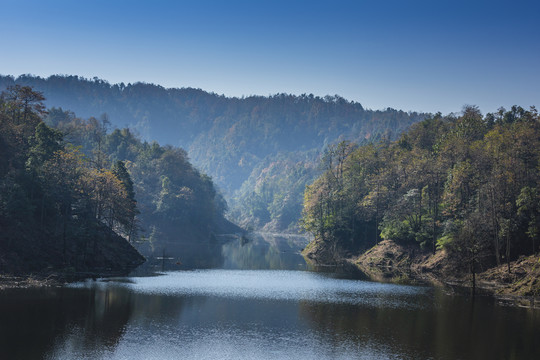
[353, 240, 540, 305]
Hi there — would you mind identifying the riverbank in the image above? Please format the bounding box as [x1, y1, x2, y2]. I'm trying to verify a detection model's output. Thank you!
[0, 267, 145, 291]
[353, 240, 540, 307]
[303, 239, 540, 308]
[0, 268, 144, 290]
[0, 274, 63, 290]
[0, 222, 146, 291]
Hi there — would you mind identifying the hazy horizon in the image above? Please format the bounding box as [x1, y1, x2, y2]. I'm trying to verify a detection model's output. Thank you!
[1, 0, 539, 114]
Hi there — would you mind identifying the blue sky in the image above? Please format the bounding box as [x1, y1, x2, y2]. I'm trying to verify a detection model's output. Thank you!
[1, 0, 539, 114]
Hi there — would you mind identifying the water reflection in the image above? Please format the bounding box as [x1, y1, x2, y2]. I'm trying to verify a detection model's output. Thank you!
[0, 233, 539, 360]
[1, 269, 537, 360]
[46, 271, 435, 360]
[300, 288, 540, 360]
[221, 232, 310, 270]
[0, 286, 133, 360]
[135, 232, 310, 271]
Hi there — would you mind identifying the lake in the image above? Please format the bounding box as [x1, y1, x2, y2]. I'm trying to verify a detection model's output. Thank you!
[0, 233, 539, 359]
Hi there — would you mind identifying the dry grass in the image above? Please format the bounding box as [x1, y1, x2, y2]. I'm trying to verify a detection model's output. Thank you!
[352, 240, 540, 306]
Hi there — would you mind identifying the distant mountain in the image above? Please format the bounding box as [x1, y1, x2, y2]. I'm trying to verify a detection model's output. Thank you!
[0, 75, 427, 231]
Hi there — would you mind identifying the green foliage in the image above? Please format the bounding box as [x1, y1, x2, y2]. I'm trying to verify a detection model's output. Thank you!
[230, 151, 320, 231]
[517, 186, 540, 254]
[302, 107, 540, 272]
[45, 110, 228, 252]
[0, 87, 145, 273]
[436, 234, 453, 250]
[0, 75, 427, 232]
[0, 84, 227, 272]
[380, 220, 413, 243]
[26, 122, 63, 170]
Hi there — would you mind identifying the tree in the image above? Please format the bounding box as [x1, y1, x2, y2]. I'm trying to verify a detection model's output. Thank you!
[112, 160, 139, 241]
[26, 122, 63, 170]
[517, 186, 540, 255]
[302, 104, 540, 275]
[41, 148, 85, 263]
[2, 85, 46, 125]
[0, 86, 48, 172]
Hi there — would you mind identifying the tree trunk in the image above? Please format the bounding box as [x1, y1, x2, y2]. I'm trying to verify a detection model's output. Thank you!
[506, 231, 511, 274]
[471, 257, 476, 297]
[62, 202, 68, 265]
[40, 195, 45, 230]
[375, 180, 379, 245]
[489, 187, 501, 266]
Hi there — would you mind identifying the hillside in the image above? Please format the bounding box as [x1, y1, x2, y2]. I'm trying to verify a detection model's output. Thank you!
[0, 75, 427, 231]
[1, 84, 239, 277]
[350, 239, 540, 305]
[301, 105, 540, 299]
[0, 86, 145, 277]
[42, 107, 241, 268]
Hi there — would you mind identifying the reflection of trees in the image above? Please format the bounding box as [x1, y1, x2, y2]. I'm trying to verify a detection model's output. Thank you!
[128, 292, 194, 325]
[0, 286, 134, 359]
[139, 232, 311, 271]
[220, 233, 309, 270]
[79, 285, 134, 349]
[140, 238, 225, 270]
[0, 283, 197, 359]
[298, 290, 540, 359]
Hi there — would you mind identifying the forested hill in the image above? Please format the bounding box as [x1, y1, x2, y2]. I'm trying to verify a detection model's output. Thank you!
[0, 85, 238, 275]
[301, 106, 540, 281]
[0, 75, 427, 231]
[0, 86, 144, 275]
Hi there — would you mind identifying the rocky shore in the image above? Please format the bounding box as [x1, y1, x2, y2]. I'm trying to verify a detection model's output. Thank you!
[304, 239, 540, 308]
[0, 267, 143, 290]
[0, 274, 63, 290]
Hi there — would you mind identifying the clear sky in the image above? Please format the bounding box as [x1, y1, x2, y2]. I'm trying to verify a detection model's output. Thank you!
[1, 0, 539, 114]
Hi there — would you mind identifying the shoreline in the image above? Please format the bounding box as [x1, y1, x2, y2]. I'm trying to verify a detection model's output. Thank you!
[303, 239, 540, 309]
[350, 258, 540, 309]
[0, 274, 64, 290]
[0, 268, 141, 291]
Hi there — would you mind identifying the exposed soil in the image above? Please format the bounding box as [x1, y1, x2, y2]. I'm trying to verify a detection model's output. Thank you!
[302, 239, 341, 265]
[479, 256, 540, 296]
[349, 239, 540, 307]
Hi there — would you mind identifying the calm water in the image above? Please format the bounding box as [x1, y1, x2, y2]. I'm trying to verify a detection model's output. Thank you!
[1, 233, 539, 360]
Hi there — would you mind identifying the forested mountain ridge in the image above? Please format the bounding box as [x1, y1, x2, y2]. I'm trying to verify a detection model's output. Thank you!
[43, 107, 239, 268]
[0, 85, 237, 276]
[0, 75, 427, 231]
[0, 86, 144, 276]
[301, 105, 540, 292]
[229, 150, 320, 231]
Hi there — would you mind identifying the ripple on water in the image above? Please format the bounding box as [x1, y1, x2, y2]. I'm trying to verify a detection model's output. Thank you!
[72, 269, 429, 310]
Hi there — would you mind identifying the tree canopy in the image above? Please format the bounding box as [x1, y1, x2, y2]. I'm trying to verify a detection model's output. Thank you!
[301, 106, 540, 275]
[0, 75, 427, 231]
[0, 85, 231, 274]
